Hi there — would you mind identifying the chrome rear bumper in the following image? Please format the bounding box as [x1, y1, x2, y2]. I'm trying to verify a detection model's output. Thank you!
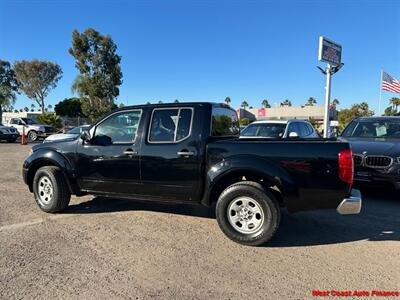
[337, 189, 362, 215]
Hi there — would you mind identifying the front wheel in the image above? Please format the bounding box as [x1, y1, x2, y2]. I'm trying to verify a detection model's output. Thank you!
[216, 181, 280, 246]
[33, 166, 71, 212]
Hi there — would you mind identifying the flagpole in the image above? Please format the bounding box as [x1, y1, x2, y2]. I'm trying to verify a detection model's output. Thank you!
[378, 69, 383, 115]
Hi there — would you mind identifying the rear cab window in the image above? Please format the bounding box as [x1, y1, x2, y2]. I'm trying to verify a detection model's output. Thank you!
[211, 106, 240, 137]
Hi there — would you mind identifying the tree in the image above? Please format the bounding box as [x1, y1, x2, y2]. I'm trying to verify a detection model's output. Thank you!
[261, 99, 271, 108]
[390, 97, 400, 112]
[241, 100, 249, 109]
[281, 99, 292, 106]
[305, 97, 317, 106]
[24, 106, 29, 112]
[239, 118, 250, 126]
[338, 102, 374, 130]
[69, 28, 122, 122]
[158, 101, 163, 104]
[37, 113, 62, 130]
[174, 99, 179, 103]
[47, 104, 53, 111]
[54, 97, 84, 117]
[0, 60, 18, 122]
[13, 60, 62, 114]
[224, 97, 231, 105]
[331, 98, 340, 109]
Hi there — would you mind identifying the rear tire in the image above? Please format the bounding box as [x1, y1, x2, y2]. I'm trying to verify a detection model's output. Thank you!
[216, 181, 280, 246]
[27, 130, 38, 142]
[33, 166, 71, 213]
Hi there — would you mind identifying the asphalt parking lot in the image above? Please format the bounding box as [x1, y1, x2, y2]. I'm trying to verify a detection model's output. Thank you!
[0, 142, 399, 299]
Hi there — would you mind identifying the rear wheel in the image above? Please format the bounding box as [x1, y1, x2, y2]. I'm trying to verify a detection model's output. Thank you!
[27, 130, 38, 142]
[216, 181, 280, 246]
[33, 166, 71, 212]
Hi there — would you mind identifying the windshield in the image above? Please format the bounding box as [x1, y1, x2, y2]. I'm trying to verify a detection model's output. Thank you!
[21, 118, 37, 125]
[342, 119, 400, 138]
[241, 123, 286, 138]
[67, 125, 91, 134]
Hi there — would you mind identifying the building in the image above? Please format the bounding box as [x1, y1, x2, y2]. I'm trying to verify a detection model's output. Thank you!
[236, 105, 338, 124]
[1, 111, 43, 124]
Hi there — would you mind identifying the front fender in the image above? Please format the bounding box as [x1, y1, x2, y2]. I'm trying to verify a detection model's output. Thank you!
[23, 148, 77, 192]
[202, 155, 298, 206]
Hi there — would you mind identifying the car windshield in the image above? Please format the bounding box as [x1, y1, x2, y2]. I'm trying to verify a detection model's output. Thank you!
[241, 123, 286, 138]
[342, 119, 400, 138]
[21, 118, 37, 125]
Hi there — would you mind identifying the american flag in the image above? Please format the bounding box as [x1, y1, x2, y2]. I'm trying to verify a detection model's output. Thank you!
[382, 71, 400, 94]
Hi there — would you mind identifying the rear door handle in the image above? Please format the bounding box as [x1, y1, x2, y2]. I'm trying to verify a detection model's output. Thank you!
[124, 149, 138, 156]
[177, 151, 195, 156]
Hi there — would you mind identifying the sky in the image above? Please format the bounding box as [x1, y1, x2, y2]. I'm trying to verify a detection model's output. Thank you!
[1, 0, 399, 114]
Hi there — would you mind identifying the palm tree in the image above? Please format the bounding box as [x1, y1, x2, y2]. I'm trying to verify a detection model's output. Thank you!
[390, 97, 400, 112]
[241, 100, 249, 109]
[331, 98, 340, 109]
[224, 97, 231, 105]
[24, 106, 29, 112]
[280, 99, 292, 107]
[261, 99, 271, 108]
[306, 97, 317, 106]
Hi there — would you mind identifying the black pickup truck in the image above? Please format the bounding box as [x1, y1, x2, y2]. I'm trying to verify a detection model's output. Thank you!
[23, 102, 361, 246]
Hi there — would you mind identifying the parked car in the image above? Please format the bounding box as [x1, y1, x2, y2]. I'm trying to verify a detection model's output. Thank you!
[240, 120, 320, 138]
[0, 123, 19, 142]
[23, 102, 361, 246]
[340, 116, 400, 190]
[7, 117, 54, 141]
[44, 125, 92, 143]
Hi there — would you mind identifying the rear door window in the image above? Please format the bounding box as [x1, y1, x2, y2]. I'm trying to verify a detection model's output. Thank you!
[148, 108, 193, 143]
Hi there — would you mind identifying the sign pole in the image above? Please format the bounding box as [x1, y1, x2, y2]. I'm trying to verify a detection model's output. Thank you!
[323, 64, 332, 138]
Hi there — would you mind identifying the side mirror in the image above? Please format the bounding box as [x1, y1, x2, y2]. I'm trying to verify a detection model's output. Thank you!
[288, 132, 299, 138]
[80, 130, 91, 142]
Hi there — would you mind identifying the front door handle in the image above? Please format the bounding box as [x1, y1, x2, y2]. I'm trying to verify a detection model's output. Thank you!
[177, 151, 195, 156]
[124, 149, 138, 156]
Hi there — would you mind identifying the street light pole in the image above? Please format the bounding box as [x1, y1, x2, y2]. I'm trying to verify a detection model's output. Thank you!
[323, 64, 332, 138]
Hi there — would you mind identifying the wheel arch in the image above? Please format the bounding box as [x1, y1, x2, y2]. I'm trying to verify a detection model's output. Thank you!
[201, 156, 297, 208]
[24, 149, 78, 194]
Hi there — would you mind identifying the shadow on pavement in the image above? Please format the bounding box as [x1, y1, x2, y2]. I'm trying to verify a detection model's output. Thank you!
[66, 189, 399, 247]
[66, 197, 213, 219]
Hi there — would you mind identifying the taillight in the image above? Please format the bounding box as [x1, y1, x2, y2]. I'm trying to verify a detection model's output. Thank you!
[338, 148, 353, 185]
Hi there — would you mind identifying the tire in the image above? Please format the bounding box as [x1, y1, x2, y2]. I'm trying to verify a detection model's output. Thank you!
[33, 166, 71, 213]
[27, 130, 38, 142]
[216, 181, 280, 246]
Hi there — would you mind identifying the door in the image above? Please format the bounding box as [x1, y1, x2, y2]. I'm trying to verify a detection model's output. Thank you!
[76, 109, 143, 196]
[140, 107, 203, 202]
[9, 118, 24, 134]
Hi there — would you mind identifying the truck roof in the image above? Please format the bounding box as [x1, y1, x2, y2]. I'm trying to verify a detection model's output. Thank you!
[116, 102, 227, 110]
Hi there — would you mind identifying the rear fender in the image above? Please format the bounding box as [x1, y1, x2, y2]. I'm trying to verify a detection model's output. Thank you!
[202, 155, 298, 206]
